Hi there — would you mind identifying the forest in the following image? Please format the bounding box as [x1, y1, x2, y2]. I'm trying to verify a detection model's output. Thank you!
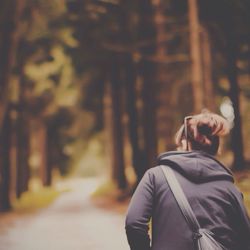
[0, 0, 250, 214]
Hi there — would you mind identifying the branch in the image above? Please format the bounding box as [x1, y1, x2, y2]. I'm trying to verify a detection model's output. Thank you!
[102, 42, 189, 63]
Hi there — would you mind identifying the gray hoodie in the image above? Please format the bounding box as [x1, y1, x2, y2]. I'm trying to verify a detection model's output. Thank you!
[125, 151, 250, 250]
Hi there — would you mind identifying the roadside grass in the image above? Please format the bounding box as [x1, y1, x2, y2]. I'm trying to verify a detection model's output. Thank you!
[12, 188, 60, 213]
[91, 180, 131, 214]
[91, 180, 118, 198]
[12, 177, 70, 213]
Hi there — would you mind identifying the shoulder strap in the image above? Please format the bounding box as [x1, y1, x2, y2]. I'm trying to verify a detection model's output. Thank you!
[160, 165, 201, 233]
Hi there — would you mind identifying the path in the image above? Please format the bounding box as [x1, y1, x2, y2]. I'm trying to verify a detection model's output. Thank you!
[0, 178, 129, 250]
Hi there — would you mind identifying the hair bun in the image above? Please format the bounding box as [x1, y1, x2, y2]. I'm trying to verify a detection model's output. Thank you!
[197, 124, 213, 136]
[175, 111, 230, 154]
[187, 112, 230, 146]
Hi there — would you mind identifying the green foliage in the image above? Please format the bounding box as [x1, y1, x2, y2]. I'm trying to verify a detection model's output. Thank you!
[91, 180, 117, 198]
[69, 132, 106, 177]
[3, 0, 250, 185]
[12, 187, 60, 212]
[14, 0, 107, 176]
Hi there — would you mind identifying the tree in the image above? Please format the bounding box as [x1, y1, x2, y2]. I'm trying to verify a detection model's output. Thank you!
[226, 38, 245, 170]
[198, 0, 250, 170]
[0, 0, 27, 211]
[200, 28, 215, 111]
[123, 54, 146, 182]
[135, 0, 158, 173]
[0, 108, 12, 211]
[109, 53, 127, 189]
[188, 0, 204, 112]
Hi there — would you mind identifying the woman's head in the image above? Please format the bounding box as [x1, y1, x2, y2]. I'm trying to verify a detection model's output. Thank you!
[175, 111, 230, 155]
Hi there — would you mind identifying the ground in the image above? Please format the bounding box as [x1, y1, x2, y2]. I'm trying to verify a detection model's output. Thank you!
[1, 172, 248, 250]
[0, 178, 129, 250]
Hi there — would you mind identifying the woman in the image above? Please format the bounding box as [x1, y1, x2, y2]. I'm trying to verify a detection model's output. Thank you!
[125, 112, 250, 250]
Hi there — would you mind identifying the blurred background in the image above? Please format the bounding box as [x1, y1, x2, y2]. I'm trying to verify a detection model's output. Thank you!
[0, 0, 250, 249]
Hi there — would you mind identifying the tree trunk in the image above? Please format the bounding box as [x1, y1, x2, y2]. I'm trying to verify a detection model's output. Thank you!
[0, 0, 26, 129]
[188, 0, 204, 112]
[45, 126, 56, 186]
[29, 119, 49, 186]
[123, 54, 146, 181]
[16, 72, 30, 197]
[103, 81, 114, 179]
[128, 0, 159, 174]
[0, 108, 12, 211]
[151, 0, 177, 152]
[9, 104, 18, 203]
[137, 0, 158, 171]
[16, 111, 30, 198]
[38, 120, 48, 186]
[109, 54, 127, 189]
[200, 28, 215, 112]
[226, 44, 245, 170]
[140, 60, 158, 170]
[0, 0, 27, 201]
[0, 0, 26, 209]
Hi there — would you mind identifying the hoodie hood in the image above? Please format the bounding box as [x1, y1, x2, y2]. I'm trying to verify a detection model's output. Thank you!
[157, 151, 234, 183]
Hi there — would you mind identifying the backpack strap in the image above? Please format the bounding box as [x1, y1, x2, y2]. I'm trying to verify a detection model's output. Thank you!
[160, 165, 201, 234]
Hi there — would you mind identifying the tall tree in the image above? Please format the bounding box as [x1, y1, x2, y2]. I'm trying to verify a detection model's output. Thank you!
[15, 53, 31, 197]
[200, 27, 215, 111]
[226, 39, 245, 170]
[198, 0, 249, 169]
[16, 109, 30, 197]
[138, 0, 158, 171]
[188, 0, 204, 112]
[123, 55, 146, 181]
[0, 108, 12, 211]
[109, 53, 127, 189]
[118, 1, 148, 182]
[0, 0, 27, 210]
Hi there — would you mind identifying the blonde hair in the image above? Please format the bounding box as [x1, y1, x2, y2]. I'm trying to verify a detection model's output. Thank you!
[175, 112, 230, 155]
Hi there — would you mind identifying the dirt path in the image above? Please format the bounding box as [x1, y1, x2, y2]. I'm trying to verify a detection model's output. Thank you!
[0, 178, 129, 250]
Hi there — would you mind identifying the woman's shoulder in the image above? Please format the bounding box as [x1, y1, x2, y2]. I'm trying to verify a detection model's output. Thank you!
[157, 150, 189, 159]
[144, 164, 173, 185]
